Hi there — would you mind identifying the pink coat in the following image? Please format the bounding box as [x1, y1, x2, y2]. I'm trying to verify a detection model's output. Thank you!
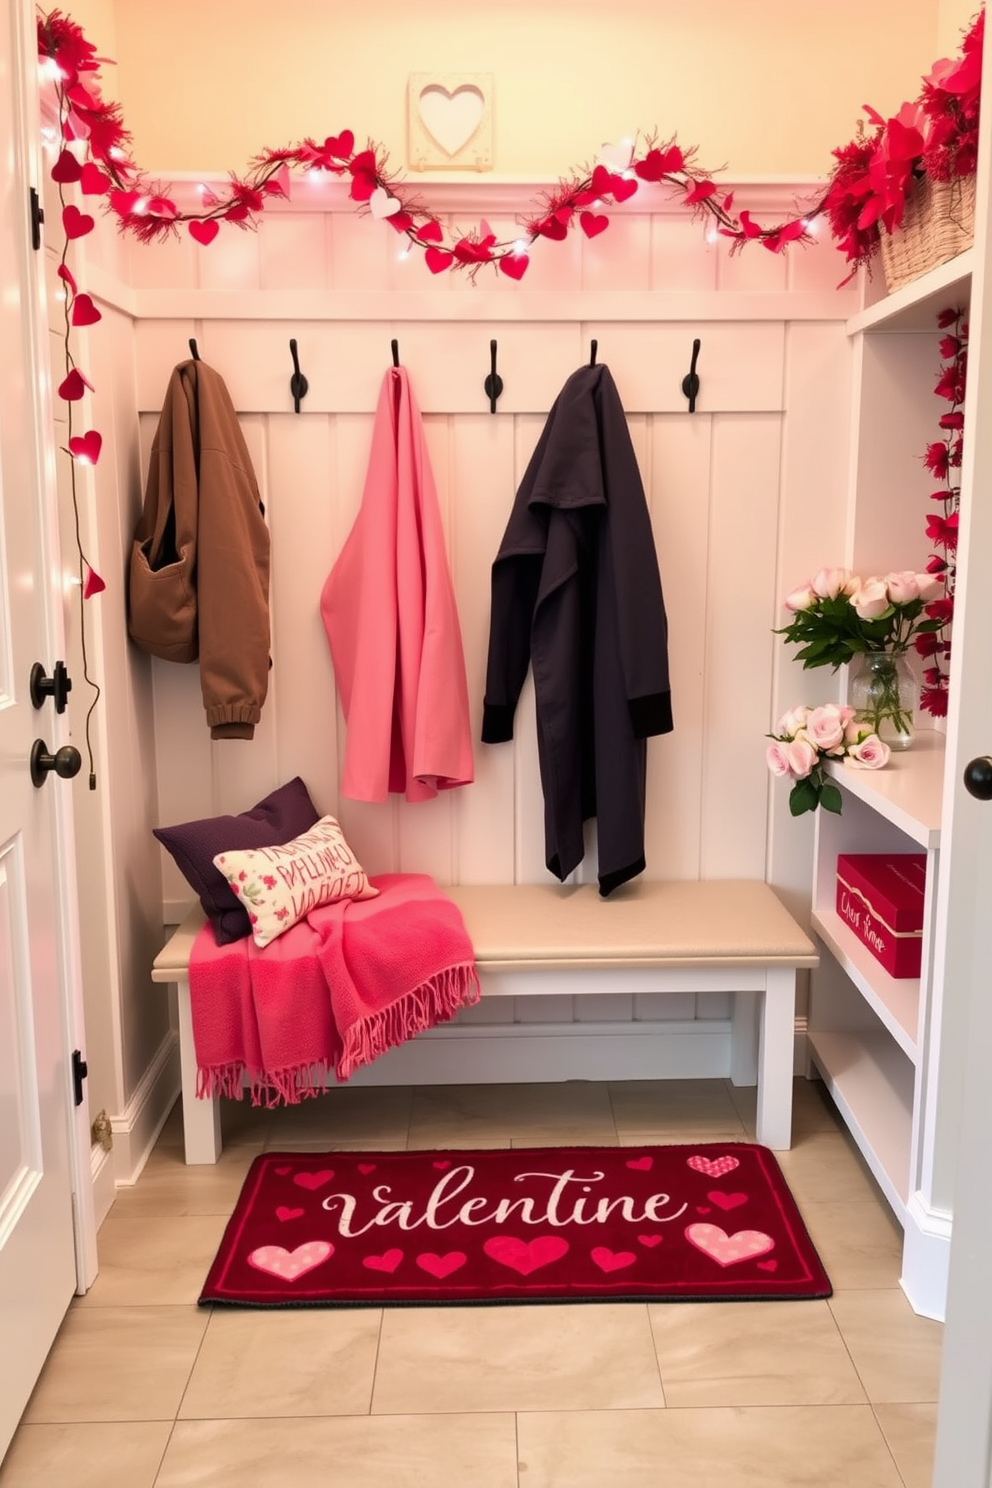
[321, 367, 474, 803]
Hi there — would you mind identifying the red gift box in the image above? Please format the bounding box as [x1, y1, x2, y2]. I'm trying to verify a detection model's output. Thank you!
[835, 853, 927, 979]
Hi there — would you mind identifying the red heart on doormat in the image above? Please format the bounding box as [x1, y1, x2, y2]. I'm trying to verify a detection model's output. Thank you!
[638, 1235, 663, 1248]
[357, 1163, 377, 1174]
[364, 1249, 403, 1274]
[625, 1156, 653, 1171]
[416, 1251, 466, 1279]
[709, 1191, 748, 1211]
[275, 1206, 304, 1222]
[293, 1169, 334, 1190]
[757, 1259, 778, 1271]
[591, 1247, 636, 1273]
[432, 1160, 451, 1170]
[483, 1235, 569, 1275]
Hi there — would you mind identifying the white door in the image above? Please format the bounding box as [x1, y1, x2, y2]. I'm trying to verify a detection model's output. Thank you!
[0, 0, 91, 1461]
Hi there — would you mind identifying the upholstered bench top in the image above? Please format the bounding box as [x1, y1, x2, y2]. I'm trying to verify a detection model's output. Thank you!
[153, 879, 816, 981]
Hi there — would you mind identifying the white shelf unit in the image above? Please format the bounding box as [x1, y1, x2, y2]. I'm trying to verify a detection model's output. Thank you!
[806, 245, 972, 1320]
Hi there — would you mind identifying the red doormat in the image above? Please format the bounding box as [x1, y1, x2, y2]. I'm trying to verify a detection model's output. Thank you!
[200, 1143, 830, 1306]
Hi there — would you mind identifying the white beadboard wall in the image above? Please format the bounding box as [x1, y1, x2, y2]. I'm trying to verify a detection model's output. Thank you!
[82, 181, 855, 1080]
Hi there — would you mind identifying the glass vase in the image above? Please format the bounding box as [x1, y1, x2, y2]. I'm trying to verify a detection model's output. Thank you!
[849, 650, 917, 751]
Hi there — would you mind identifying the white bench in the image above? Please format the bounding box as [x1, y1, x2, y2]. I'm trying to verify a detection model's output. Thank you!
[152, 879, 817, 1164]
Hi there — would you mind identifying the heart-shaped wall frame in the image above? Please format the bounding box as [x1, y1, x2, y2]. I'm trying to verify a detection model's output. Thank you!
[407, 72, 493, 171]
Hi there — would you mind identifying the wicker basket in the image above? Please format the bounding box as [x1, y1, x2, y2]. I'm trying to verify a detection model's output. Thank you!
[879, 172, 976, 292]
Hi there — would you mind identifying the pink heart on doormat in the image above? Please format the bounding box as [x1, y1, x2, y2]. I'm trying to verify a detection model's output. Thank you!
[364, 1249, 403, 1274]
[416, 1251, 466, 1279]
[248, 1241, 333, 1281]
[591, 1247, 637, 1273]
[293, 1169, 334, 1190]
[687, 1154, 740, 1178]
[757, 1260, 778, 1271]
[483, 1235, 569, 1275]
[432, 1160, 451, 1170]
[638, 1235, 663, 1248]
[625, 1156, 653, 1171]
[708, 1191, 748, 1211]
[695, 1206, 712, 1214]
[357, 1163, 377, 1175]
[274, 1166, 291, 1176]
[275, 1206, 304, 1222]
[685, 1224, 774, 1268]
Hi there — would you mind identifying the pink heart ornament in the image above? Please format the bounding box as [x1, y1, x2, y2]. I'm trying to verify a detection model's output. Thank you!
[248, 1241, 333, 1281]
[685, 1223, 775, 1268]
[686, 1154, 740, 1178]
[483, 1235, 569, 1275]
[275, 1206, 304, 1222]
[364, 1249, 403, 1274]
[293, 1169, 334, 1191]
[591, 1247, 637, 1273]
[416, 1251, 466, 1280]
[370, 186, 401, 220]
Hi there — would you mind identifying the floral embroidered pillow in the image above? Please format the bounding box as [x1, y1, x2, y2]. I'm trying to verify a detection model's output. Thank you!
[212, 816, 378, 948]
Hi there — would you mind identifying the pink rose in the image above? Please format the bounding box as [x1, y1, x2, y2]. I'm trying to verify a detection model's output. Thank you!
[846, 734, 891, 770]
[914, 572, 943, 602]
[838, 705, 856, 726]
[786, 738, 818, 779]
[805, 704, 846, 752]
[852, 577, 891, 619]
[885, 571, 920, 604]
[811, 567, 851, 600]
[775, 703, 809, 738]
[784, 584, 816, 613]
[766, 742, 792, 777]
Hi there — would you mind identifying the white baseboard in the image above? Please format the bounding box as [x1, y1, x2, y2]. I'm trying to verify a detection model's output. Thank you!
[110, 1030, 181, 1186]
[90, 1142, 116, 1230]
[901, 1190, 952, 1322]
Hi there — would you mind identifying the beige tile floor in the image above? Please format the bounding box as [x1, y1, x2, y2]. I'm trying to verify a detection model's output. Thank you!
[0, 1076, 943, 1487]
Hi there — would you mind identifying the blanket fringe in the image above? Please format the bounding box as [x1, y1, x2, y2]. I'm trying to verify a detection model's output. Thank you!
[337, 962, 481, 1082]
[196, 1059, 335, 1108]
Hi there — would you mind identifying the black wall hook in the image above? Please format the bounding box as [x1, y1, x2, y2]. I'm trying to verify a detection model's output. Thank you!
[483, 339, 504, 414]
[288, 338, 309, 414]
[391, 338, 400, 368]
[589, 339, 598, 367]
[189, 337, 200, 361]
[681, 337, 701, 412]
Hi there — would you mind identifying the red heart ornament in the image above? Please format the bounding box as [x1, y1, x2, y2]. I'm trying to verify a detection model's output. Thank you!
[51, 148, 83, 184]
[350, 148, 377, 175]
[499, 253, 529, 280]
[580, 212, 609, 238]
[326, 130, 355, 159]
[79, 162, 111, 195]
[71, 293, 102, 327]
[62, 204, 95, 239]
[83, 563, 106, 598]
[188, 219, 219, 245]
[58, 368, 92, 401]
[416, 219, 444, 243]
[612, 176, 638, 203]
[109, 189, 141, 217]
[425, 246, 454, 274]
[57, 263, 78, 295]
[68, 430, 102, 464]
[349, 172, 376, 204]
[590, 164, 614, 197]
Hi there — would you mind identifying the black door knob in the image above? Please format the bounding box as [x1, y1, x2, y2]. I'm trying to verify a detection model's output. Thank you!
[963, 756, 992, 800]
[30, 740, 82, 788]
[29, 660, 72, 713]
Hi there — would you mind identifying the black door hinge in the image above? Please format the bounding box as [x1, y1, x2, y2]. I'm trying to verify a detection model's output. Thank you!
[71, 1049, 88, 1107]
[29, 187, 44, 250]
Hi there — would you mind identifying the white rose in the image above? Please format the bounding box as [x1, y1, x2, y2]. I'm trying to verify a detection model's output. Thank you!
[784, 584, 816, 613]
[914, 572, 944, 602]
[852, 577, 891, 620]
[811, 567, 851, 600]
[885, 571, 920, 604]
[775, 704, 809, 738]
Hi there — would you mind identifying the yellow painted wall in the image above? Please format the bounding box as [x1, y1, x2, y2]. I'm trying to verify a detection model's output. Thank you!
[91, 0, 953, 178]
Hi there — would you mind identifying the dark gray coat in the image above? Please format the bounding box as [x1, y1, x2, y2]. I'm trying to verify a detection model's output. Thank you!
[482, 364, 672, 895]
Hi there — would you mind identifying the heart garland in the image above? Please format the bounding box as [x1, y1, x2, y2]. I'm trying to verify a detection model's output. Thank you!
[37, 8, 822, 284]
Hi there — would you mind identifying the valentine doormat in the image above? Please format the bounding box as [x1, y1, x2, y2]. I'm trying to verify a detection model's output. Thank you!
[200, 1143, 830, 1307]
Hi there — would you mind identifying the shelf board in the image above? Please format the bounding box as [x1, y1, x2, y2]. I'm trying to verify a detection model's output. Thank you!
[824, 728, 944, 848]
[848, 248, 973, 335]
[810, 908, 920, 1062]
[806, 1028, 914, 1218]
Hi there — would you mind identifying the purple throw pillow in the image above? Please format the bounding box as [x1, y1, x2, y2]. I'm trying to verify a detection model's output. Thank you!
[153, 777, 321, 943]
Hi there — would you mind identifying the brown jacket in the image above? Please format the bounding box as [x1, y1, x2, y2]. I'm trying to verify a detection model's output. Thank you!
[127, 359, 270, 739]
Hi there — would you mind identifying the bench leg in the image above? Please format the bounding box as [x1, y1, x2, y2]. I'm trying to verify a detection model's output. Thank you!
[176, 974, 222, 1165]
[730, 989, 759, 1087]
[755, 967, 796, 1150]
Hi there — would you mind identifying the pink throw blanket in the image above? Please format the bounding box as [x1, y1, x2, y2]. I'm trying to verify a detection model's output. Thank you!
[188, 874, 480, 1102]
